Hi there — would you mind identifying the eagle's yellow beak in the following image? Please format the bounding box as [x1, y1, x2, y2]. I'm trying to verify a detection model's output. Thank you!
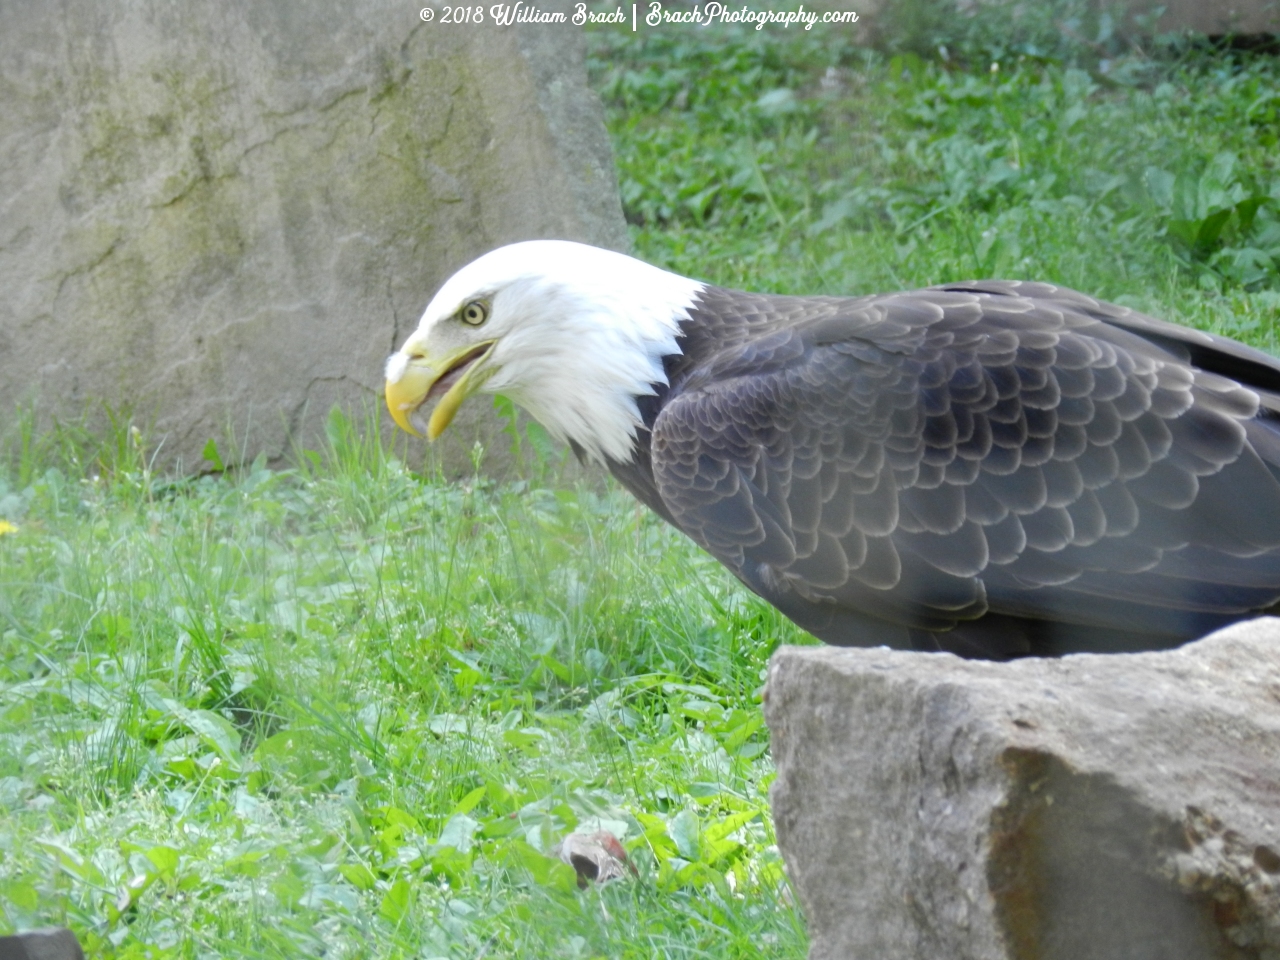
[384, 341, 497, 440]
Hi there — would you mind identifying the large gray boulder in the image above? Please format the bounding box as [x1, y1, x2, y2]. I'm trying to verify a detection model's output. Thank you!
[0, 0, 626, 475]
[765, 620, 1280, 960]
[1112, 0, 1278, 34]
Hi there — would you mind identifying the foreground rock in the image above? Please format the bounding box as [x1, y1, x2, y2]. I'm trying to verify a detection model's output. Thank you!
[0, 928, 84, 960]
[765, 619, 1280, 960]
[0, 1, 625, 476]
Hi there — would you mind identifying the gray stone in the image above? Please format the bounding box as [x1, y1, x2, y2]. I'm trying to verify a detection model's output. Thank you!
[765, 619, 1280, 960]
[0, 928, 84, 960]
[1098, 0, 1279, 35]
[0, 0, 626, 476]
[862, 0, 1278, 45]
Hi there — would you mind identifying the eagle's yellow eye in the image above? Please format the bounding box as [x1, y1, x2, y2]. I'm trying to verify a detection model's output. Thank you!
[461, 301, 488, 326]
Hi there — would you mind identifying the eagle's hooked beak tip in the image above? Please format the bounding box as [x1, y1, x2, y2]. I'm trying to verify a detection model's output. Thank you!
[385, 351, 432, 439]
[386, 396, 426, 438]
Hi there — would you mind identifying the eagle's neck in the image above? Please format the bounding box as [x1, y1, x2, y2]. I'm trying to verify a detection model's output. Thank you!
[600, 286, 825, 510]
[571, 285, 806, 471]
[485, 264, 704, 465]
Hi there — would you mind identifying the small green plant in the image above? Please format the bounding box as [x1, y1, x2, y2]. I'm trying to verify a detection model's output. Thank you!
[1145, 152, 1280, 289]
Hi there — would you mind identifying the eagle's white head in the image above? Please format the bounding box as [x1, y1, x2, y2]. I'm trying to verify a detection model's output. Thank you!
[385, 240, 704, 463]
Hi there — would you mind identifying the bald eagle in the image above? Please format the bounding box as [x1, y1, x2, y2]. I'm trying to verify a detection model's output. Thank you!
[385, 240, 1280, 660]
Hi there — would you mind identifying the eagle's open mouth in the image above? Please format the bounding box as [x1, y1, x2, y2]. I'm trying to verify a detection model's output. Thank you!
[425, 342, 492, 404]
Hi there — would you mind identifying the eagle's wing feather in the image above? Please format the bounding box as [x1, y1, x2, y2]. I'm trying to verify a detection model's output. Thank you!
[649, 285, 1280, 658]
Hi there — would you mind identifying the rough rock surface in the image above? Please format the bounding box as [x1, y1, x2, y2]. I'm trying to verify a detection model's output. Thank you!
[0, 0, 626, 475]
[1114, 0, 1278, 35]
[0, 927, 85, 960]
[765, 618, 1280, 960]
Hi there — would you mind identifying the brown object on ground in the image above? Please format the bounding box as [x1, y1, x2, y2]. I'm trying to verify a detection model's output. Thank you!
[553, 830, 636, 889]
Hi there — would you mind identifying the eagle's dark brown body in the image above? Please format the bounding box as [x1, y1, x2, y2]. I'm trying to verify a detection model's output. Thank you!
[606, 281, 1280, 660]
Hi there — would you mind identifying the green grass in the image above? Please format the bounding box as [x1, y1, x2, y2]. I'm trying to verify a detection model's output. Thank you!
[4, 27, 1280, 959]
[598, 29, 1280, 338]
[0, 408, 804, 957]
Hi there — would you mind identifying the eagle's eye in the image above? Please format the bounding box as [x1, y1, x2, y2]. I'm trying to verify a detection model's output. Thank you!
[460, 301, 488, 326]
